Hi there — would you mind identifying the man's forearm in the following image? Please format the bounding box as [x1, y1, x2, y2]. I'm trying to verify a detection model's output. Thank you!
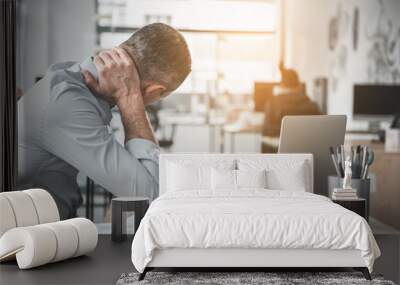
[117, 95, 157, 144]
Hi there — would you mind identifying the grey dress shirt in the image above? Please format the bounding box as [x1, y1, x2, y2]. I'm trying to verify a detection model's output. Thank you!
[17, 57, 159, 219]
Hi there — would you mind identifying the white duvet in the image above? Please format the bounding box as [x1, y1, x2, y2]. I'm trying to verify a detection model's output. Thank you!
[131, 190, 380, 273]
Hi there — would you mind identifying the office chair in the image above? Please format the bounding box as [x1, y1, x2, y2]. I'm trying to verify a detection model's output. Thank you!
[261, 94, 321, 153]
[158, 124, 176, 151]
[146, 103, 176, 151]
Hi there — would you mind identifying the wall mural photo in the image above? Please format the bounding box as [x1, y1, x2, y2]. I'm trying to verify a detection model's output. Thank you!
[366, 0, 400, 83]
[328, 2, 350, 93]
[328, 0, 400, 95]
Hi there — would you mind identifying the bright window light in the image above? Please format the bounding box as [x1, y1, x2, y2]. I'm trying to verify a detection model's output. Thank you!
[97, 0, 279, 95]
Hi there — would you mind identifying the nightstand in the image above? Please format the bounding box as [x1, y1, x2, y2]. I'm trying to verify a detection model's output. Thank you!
[111, 197, 149, 242]
[332, 198, 368, 221]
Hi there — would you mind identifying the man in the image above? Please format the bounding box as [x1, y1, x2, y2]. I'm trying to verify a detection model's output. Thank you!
[17, 23, 191, 219]
[274, 61, 304, 96]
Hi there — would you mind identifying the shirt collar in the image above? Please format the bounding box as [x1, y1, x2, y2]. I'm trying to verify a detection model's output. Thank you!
[80, 56, 99, 79]
[79, 57, 113, 123]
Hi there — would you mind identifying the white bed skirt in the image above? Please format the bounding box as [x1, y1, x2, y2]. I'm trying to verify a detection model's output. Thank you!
[148, 248, 366, 268]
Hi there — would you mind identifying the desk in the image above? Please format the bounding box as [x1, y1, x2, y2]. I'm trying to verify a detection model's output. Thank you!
[347, 140, 400, 231]
[158, 111, 225, 152]
[221, 112, 264, 153]
[261, 135, 280, 153]
[221, 125, 262, 153]
[0, 235, 133, 285]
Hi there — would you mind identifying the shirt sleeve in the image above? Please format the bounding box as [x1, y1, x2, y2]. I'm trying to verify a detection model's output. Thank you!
[125, 138, 159, 184]
[41, 84, 159, 199]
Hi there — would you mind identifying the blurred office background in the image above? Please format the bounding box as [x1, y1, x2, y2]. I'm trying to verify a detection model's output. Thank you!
[15, 0, 400, 228]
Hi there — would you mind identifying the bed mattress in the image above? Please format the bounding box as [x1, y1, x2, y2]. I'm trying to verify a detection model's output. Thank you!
[131, 190, 380, 273]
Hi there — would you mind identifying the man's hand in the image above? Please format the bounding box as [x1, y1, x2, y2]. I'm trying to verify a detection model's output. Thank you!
[82, 47, 141, 105]
[82, 47, 157, 144]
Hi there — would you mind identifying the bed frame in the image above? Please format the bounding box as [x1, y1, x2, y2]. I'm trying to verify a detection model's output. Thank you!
[139, 154, 371, 281]
[140, 248, 370, 280]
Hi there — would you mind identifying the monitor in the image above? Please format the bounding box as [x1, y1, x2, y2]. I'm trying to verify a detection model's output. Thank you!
[353, 84, 400, 119]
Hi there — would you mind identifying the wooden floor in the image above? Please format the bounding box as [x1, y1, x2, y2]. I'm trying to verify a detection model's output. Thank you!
[0, 235, 133, 285]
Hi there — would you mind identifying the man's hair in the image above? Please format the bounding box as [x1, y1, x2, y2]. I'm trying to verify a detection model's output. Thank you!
[121, 23, 191, 91]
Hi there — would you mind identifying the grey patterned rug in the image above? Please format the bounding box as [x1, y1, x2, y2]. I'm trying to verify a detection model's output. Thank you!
[116, 271, 396, 285]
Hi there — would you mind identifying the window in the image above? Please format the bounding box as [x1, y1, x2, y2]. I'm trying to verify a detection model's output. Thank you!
[97, 0, 279, 95]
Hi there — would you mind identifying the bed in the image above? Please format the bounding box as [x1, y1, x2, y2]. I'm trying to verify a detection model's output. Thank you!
[131, 154, 380, 280]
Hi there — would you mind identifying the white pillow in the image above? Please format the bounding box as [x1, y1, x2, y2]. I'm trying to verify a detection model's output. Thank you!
[237, 169, 267, 189]
[265, 162, 307, 191]
[167, 162, 211, 191]
[238, 159, 309, 191]
[211, 168, 236, 190]
[166, 159, 235, 192]
[211, 169, 267, 190]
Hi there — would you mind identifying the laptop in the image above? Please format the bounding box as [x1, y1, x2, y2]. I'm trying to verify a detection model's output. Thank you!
[278, 115, 347, 196]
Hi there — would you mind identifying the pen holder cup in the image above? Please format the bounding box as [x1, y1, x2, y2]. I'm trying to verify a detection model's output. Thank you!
[328, 176, 371, 218]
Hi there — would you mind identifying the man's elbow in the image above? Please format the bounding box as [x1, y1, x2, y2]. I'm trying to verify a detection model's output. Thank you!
[132, 168, 159, 200]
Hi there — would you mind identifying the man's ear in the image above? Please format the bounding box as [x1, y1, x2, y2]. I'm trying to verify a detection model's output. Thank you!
[144, 84, 166, 97]
[142, 83, 167, 105]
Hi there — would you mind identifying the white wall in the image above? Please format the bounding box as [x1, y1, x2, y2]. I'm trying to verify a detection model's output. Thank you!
[47, 0, 96, 65]
[17, 0, 96, 91]
[283, 0, 400, 127]
[17, 0, 49, 90]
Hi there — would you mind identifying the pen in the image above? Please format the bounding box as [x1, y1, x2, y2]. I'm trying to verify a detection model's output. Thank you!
[340, 145, 345, 168]
[362, 149, 374, 179]
[329, 146, 342, 178]
[361, 146, 367, 178]
[336, 146, 344, 178]
[355, 145, 361, 178]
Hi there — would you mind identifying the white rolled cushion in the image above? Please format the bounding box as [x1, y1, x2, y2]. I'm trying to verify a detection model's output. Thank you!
[65, 218, 98, 257]
[0, 226, 57, 269]
[0, 218, 97, 269]
[211, 168, 236, 190]
[236, 169, 267, 189]
[42, 222, 79, 262]
[0, 196, 17, 237]
[23, 189, 59, 223]
[1, 191, 39, 227]
[0, 189, 60, 239]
